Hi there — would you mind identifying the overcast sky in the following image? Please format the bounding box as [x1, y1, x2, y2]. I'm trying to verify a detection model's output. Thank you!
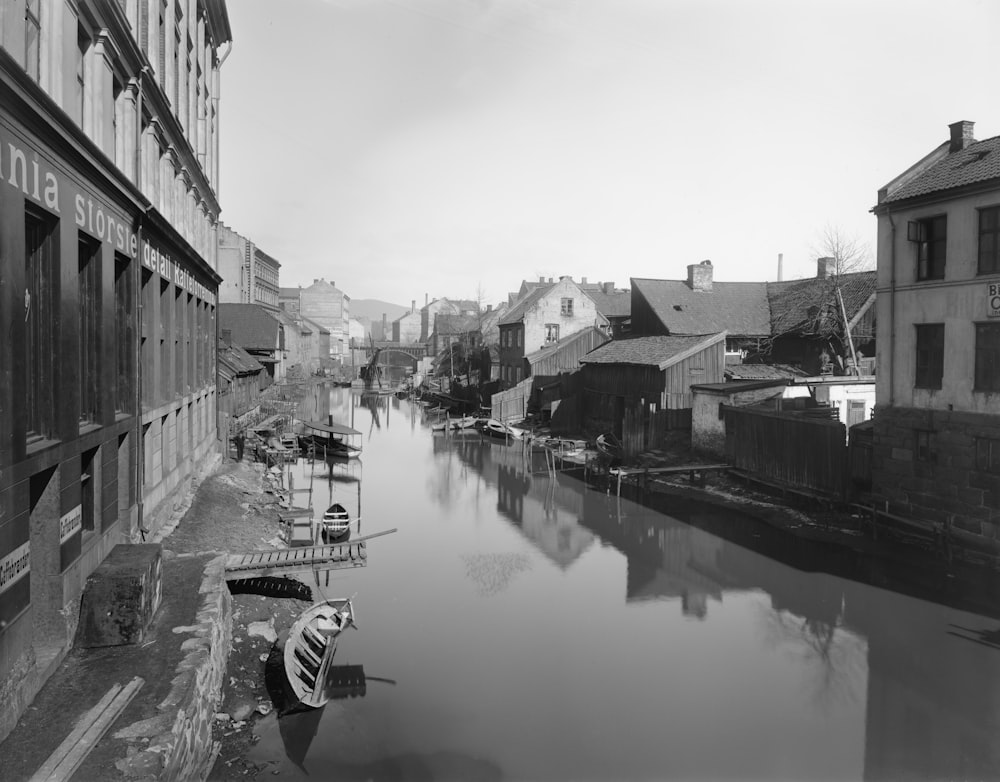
[218, 0, 1000, 307]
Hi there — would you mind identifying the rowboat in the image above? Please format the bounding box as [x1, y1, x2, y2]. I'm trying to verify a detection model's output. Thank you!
[298, 418, 363, 459]
[479, 419, 527, 440]
[283, 598, 357, 709]
[596, 433, 624, 461]
[320, 502, 351, 542]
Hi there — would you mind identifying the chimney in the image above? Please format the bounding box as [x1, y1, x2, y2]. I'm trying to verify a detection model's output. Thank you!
[777, 253, 783, 282]
[817, 256, 835, 279]
[486, 304, 492, 312]
[539, 276, 545, 283]
[686, 260, 713, 291]
[581, 277, 588, 285]
[559, 275, 571, 282]
[222, 328, 232, 345]
[382, 313, 388, 335]
[603, 281, 614, 294]
[548, 277, 554, 283]
[949, 120, 975, 153]
[425, 293, 429, 305]
[411, 299, 416, 313]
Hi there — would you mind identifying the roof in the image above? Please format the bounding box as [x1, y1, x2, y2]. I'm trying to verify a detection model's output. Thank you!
[217, 339, 264, 377]
[691, 379, 789, 393]
[297, 419, 362, 436]
[725, 363, 808, 381]
[500, 286, 550, 325]
[881, 134, 1000, 205]
[766, 270, 876, 337]
[525, 326, 609, 366]
[218, 304, 281, 350]
[580, 332, 725, 370]
[632, 278, 770, 337]
[584, 288, 631, 319]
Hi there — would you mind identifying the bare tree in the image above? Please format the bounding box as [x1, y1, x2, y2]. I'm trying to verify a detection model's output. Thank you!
[810, 224, 873, 278]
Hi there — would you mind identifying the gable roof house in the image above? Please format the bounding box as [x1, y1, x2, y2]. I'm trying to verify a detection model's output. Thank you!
[582, 281, 632, 337]
[218, 303, 285, 382]
[631, 262, 771, 353]
[217, 338, 266, 434]
[579, 332, 728, 452]
[498, 276, 608, 390]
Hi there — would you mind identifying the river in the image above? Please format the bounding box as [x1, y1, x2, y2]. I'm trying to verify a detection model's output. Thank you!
[245, 386, 1000, 781]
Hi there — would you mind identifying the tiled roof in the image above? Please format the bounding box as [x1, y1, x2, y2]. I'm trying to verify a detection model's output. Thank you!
[525, 326, 609, 365]
[580, 333, 724, 368]
[632, 278, 770, 336]
[766, 270, 875, 336]
[218, 304, 281, 350]
[725, 363, 807, 381]
[500, 286, 551, 325]
[585, 288, 631, 318]
[882, 135, 1000, 203]
[218, 339, 264, 376]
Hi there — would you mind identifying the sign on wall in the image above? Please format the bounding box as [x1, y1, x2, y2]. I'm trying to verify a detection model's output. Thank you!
[989, 283, 1000, 318]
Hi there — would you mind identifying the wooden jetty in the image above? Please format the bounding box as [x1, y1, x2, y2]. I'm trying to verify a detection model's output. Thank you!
[609, 463, 730, 496]
[224, 528, 397, 581]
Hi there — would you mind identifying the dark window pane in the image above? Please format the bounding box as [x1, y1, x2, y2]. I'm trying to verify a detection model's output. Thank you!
[975, 323, 1000, 392]
[915, 323, 944, 389]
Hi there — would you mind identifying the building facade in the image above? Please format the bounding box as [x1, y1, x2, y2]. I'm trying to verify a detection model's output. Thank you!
[217, 222, 279, 309]
[872, 120, 1000, 557]
[293, 279, 350, 363]
[498, 277, 607, 389]
[0, 0, 231, 740]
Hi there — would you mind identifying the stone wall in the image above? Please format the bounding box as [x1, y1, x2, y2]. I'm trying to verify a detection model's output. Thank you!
[872, 404, 1000, 560]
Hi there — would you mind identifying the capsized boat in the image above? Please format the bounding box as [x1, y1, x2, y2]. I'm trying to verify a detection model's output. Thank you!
[283, 598, 357, 709]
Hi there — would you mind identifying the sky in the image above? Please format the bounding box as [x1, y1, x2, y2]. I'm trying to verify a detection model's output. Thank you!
[218, 0, 1000, 308]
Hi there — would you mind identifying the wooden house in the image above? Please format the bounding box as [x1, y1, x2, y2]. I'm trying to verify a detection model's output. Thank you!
[579, 332, 727, 452]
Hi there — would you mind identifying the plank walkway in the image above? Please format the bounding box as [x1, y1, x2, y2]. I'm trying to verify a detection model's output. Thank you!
[224, 528, 397, 580]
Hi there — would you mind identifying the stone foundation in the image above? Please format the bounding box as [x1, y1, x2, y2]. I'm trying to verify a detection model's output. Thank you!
[871, 405, 1000, 562]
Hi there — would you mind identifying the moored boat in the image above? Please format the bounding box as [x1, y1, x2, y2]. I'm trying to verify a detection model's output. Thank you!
[298, 418, 363, 459]
[282, 598, 357, 709]
[321, 502, 351, 542]
[479, 418, 527, 440]
[596, 432, 624, 461]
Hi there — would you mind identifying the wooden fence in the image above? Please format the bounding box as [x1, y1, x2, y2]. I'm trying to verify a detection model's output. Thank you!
[491, 378, 533, 423]
[724, 406, 848, 500]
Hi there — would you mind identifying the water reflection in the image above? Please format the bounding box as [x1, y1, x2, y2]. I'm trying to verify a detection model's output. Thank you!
[251, 387, 1000, 781]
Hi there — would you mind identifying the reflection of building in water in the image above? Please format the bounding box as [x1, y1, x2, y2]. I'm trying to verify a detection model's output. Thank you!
[845, 583, 1000, 781]
[493, 456, 596, 569]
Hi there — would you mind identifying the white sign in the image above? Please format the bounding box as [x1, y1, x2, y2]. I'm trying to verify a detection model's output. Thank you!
[60, 506, 82, 544]
[0, 542, 30, 595]
[989, 283, 1000, 318]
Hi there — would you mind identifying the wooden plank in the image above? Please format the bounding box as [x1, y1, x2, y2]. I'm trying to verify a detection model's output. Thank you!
[29, 676, 144, 782]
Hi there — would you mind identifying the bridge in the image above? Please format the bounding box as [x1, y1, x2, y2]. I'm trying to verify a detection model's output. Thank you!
[362, 341, 428, 363]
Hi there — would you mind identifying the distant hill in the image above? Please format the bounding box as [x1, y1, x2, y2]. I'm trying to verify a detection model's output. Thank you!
[350, 299, 410, 323]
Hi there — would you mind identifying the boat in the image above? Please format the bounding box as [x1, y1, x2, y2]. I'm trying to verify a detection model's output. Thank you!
[282, 598, 357, 709]
[479, 418, 527, 440]
[320, 502, 352, 542]
[596, 433, 624, 461]
[298, 418, 363, 459]
[431, 415, 480, 433]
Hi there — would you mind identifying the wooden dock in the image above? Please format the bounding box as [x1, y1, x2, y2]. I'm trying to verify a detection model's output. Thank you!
[609, 463, 730, 495]
[224, 529, 396, 580]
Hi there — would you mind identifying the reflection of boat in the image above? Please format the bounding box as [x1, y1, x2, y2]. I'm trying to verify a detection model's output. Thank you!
[431, 415, 480, 432]
[321, 503, 351, 542]
[283, 598, 357, 709]
[298, 418, 363, 459]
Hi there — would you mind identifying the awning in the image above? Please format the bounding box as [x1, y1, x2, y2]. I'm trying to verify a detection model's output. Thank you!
[298, 419, 362, 436]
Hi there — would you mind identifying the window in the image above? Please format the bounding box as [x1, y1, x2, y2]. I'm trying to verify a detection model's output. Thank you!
[79, 237, 101, 425]
[977, 437, 1000, 474]
[914, 324, 944, 389]
[914, 215, 946, 281]
[545, 324, 559, 343]
[76, 26, 90, 125]
[81, 448, 97, 532]
[975, 322, 1000, 392]
[25, 210, 57, 441]
[561, 297, 574, 316]
[25, 0, 40, 82]
[114, 255, 133, 413]
[979, 206, 1000, 275]
[515, 329, 522, 348]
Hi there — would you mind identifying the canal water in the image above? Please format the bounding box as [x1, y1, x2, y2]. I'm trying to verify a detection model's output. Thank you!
[247, 387, 1000, 781]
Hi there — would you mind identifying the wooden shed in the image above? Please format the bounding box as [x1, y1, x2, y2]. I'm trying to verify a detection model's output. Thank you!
[580, 332, 726, 452]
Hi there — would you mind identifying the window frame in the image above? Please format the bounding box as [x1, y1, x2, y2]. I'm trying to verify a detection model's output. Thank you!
[914, 323, 945, 390]
[974, 321, 1000, 392]
[978, 205, 1000, 276]
[25, 208, 58, 443]
[78, 235, 101, 427]
[25, 0, 40, 82]
[916, 214, 947, 281]
[560, 297, 574, 317]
